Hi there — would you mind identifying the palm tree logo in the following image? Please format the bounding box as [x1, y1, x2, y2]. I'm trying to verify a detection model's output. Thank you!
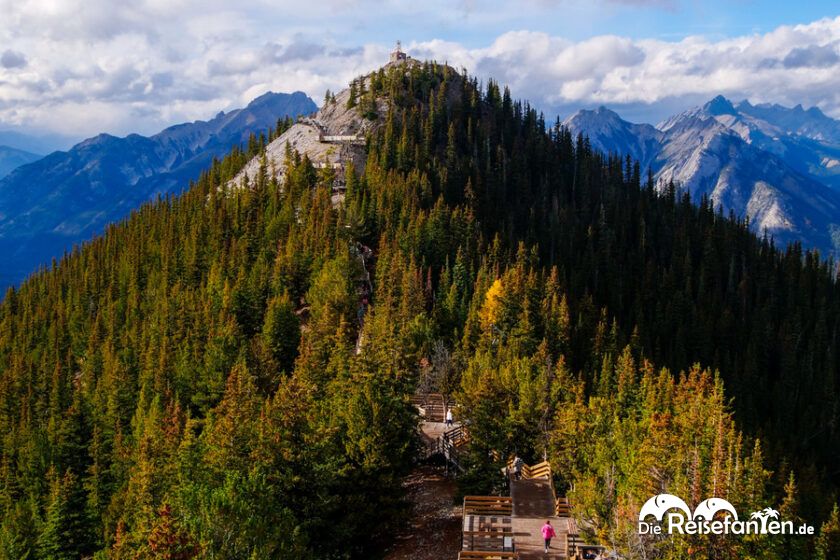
[750, 507, 780, 533]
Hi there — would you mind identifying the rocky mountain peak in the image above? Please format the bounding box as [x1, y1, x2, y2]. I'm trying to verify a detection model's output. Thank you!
[232, 55, 460, 199]
[567, 95, 840, 257]
[703, 95, 738, 116]
[0, 91, 317, 290]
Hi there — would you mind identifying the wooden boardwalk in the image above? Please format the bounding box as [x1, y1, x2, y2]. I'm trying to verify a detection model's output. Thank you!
[510, 477, 568, 559]
[455, 459, 600, 560]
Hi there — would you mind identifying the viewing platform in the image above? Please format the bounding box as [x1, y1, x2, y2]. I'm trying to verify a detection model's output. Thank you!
[319, 133, 365, 144]
[412, 399, 603, 558]
[457, 460, 603, 560]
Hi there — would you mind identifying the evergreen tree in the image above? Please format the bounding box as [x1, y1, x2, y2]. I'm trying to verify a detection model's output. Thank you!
[816, 504, 840, 560]
[346, 80, 358, 109]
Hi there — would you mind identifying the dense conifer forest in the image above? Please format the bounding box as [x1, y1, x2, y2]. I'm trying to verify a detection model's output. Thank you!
[1, 61, 839, 558]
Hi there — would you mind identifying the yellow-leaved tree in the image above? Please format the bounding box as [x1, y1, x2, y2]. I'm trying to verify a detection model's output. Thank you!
[479, 279, 504, 334]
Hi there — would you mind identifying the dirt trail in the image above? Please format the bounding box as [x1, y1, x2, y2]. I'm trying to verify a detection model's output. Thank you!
[382, 465, 462, 560]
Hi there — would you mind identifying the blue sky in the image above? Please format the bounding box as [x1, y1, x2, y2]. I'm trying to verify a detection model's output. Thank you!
[0, 0, 838, 143]
[342, 0, 837, 44]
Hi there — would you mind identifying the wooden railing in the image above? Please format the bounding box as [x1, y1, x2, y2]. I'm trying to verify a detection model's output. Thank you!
[507, 458, 552, 479]
[461, 455, 598, 559]
[565, 522, 603, 560]
[458, 552, 519, 560]
[523, 460, 551, 479]
[423, 423, 468, 472]
[556, 496, 571, 517]
[463, 496, 513, 516]
[445, 425, 469, 447]
[412, 392, 447, 422]
[319, 134, 364, 144]
[461, 528, 514, 552]
[565, 533, 582, 559]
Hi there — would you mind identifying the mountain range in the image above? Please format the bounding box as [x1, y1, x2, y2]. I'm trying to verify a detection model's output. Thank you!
[0, 91, 317, 290]
[0, 145, 41, 179]
[0, 129, 78, 156]
[564, 96, 840, 257]
[4, 88, 840, 292]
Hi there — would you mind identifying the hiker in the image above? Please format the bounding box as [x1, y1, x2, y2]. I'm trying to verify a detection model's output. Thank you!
[445, 408, 453, 427]
[513, 455, 524, 481]
[542, 520, 556, 553]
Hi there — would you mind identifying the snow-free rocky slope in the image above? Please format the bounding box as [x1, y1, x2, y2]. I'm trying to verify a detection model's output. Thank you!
[231, 84, 375, 192]
[0, 91, 317, 290]
[229, 62, 431, 193]
[564, 96, 840, 257]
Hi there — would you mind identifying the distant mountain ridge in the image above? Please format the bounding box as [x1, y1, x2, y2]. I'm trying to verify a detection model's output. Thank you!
[564, 96, 840, 257]
[0, 129, 77, 155]
[0, 145, 41, 179]
[565, 106, 663, 171]
[0, 91, 317, 290]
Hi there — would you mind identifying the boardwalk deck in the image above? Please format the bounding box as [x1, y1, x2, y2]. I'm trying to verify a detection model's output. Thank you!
[453, 456, 597, 559]
[510, 478, 568, 559]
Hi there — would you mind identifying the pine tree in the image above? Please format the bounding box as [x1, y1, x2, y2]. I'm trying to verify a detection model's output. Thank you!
[145, 504, 199, 560]
[346, 80, 358, 109]
[261, 292, 300, 371]
[37, 470, 93, 560]
[816, 504, 840, 560]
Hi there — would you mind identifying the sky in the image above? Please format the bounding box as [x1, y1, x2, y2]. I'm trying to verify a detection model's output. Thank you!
[0, 0, 839, 146]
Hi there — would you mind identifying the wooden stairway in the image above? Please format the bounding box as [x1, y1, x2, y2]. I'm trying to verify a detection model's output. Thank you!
[412, 392, 448, 422]
[423, 393, 447, 422]
[510, 477, 568, 559]
[512, 478, 556, 517]
[458, 459, 600, 560]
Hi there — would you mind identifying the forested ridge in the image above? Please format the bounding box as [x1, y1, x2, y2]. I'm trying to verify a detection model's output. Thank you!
[1, 61, 839, 559]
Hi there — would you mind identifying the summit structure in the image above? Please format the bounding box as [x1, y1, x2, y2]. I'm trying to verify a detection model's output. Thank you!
[231, 52, 440, 205]
[389, 40, 407, 64]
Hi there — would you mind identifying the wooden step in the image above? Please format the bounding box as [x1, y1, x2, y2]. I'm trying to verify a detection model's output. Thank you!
[511, 479, 556, 517]
[459, 552, 519, 560]
[464, 496, 513, 516]
[556, 497, 571, 517]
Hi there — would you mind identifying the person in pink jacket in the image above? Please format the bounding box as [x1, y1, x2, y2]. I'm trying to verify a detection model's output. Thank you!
[541, 520, 556, 553]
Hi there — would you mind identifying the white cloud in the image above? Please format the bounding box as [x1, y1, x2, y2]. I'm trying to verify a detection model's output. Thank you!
[413, 18, 840, 119]
[0, 1, 839, 138]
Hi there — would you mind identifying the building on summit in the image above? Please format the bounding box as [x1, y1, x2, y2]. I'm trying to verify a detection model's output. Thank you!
[390, 41, 407, 63]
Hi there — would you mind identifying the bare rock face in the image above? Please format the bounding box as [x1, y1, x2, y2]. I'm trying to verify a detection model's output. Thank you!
[231, 84, 371, 191]
[232, 58, 424, 193]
